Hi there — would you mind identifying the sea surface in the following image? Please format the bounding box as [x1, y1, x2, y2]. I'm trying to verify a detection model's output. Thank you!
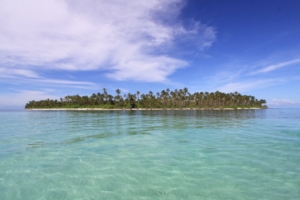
[0, 109, 299, 200]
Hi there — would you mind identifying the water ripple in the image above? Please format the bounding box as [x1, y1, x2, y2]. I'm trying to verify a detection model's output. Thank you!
[0, 109, 300, 199]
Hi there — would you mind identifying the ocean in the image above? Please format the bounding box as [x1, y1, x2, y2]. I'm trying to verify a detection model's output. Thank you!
[0, 109, 299, 199]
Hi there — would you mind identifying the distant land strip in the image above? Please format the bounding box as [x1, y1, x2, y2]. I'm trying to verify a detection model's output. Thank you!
[25, 88, 267, 109]
[26, 108, 263, 111]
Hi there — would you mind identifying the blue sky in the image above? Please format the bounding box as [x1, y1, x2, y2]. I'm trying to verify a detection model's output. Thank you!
[1, 0, 300, 108]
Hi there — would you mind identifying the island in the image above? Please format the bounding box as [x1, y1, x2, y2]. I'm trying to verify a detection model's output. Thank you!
[25, 88, 267, 110]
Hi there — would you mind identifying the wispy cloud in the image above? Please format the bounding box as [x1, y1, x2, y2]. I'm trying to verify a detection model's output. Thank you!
[0, 67, 39, 78]
[0, 90, 61, 107]
[217, 79, 283, 93]
[269, 99, 300, 107]
[38, 78, 95, 85]
[250, 58, 300, 75]
[0, 0, 216, 82]
[208, 68, 245, 85]
[0, 68, 96, 88]
[204, 52, 300, 94]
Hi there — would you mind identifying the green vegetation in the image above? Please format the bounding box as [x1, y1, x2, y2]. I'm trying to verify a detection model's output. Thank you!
[25, 88, 267, 109]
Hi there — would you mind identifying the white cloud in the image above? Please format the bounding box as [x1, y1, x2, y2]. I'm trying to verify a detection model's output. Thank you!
[250, 58, 300, 75]
[0, 90, 60, 107]
[0, 67, 39, 78]
[0, 0, 216, 82]
[37, 78, 95, 85]
[208, 69, 244, 85]
[106, 56, 188, 82]
[269, 99, 300, 107]
[0, 67, 96, 88]
[217, 79, 282, 93]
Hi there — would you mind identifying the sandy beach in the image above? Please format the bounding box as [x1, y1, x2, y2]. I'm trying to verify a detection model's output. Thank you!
[26, 107, 262, 111]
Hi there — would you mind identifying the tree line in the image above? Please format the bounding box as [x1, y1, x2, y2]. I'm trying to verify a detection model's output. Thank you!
[25, 88, 267, 109]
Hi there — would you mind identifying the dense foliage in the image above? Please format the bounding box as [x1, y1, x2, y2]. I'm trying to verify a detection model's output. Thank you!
[25, 88, 267, 109]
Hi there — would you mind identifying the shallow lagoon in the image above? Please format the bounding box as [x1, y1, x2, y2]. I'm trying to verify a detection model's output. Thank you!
[0, 109, 300, 199]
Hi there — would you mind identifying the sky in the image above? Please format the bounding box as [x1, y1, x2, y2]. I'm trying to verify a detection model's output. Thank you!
[1, 0, 300, 108]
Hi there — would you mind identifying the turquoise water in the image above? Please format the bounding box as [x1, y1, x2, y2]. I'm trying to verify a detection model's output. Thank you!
[0, 109, 299, 200]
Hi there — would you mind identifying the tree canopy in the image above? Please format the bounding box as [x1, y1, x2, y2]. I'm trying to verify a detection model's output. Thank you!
[25, 88, 267, 109]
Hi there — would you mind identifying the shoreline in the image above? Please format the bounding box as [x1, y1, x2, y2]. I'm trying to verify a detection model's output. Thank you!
[26, 107, 263, 111]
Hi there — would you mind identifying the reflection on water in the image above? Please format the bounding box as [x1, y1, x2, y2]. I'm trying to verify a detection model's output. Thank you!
[27, 142, 45, 148]
[65, 137, 85, 144]
[27, 132, 119, 148]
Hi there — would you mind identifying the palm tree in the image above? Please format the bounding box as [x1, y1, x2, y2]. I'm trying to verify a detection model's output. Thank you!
[25, 88, 267, 109]
[136, 91, 140, 105]
[103, 88, 108, 104]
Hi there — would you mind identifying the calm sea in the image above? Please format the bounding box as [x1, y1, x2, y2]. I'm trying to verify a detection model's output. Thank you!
[0, 109, 299, 200]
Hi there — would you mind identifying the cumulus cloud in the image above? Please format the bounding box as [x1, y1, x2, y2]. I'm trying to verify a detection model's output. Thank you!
[106, 56, 188, 82]
[0, 0, 216, 82]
